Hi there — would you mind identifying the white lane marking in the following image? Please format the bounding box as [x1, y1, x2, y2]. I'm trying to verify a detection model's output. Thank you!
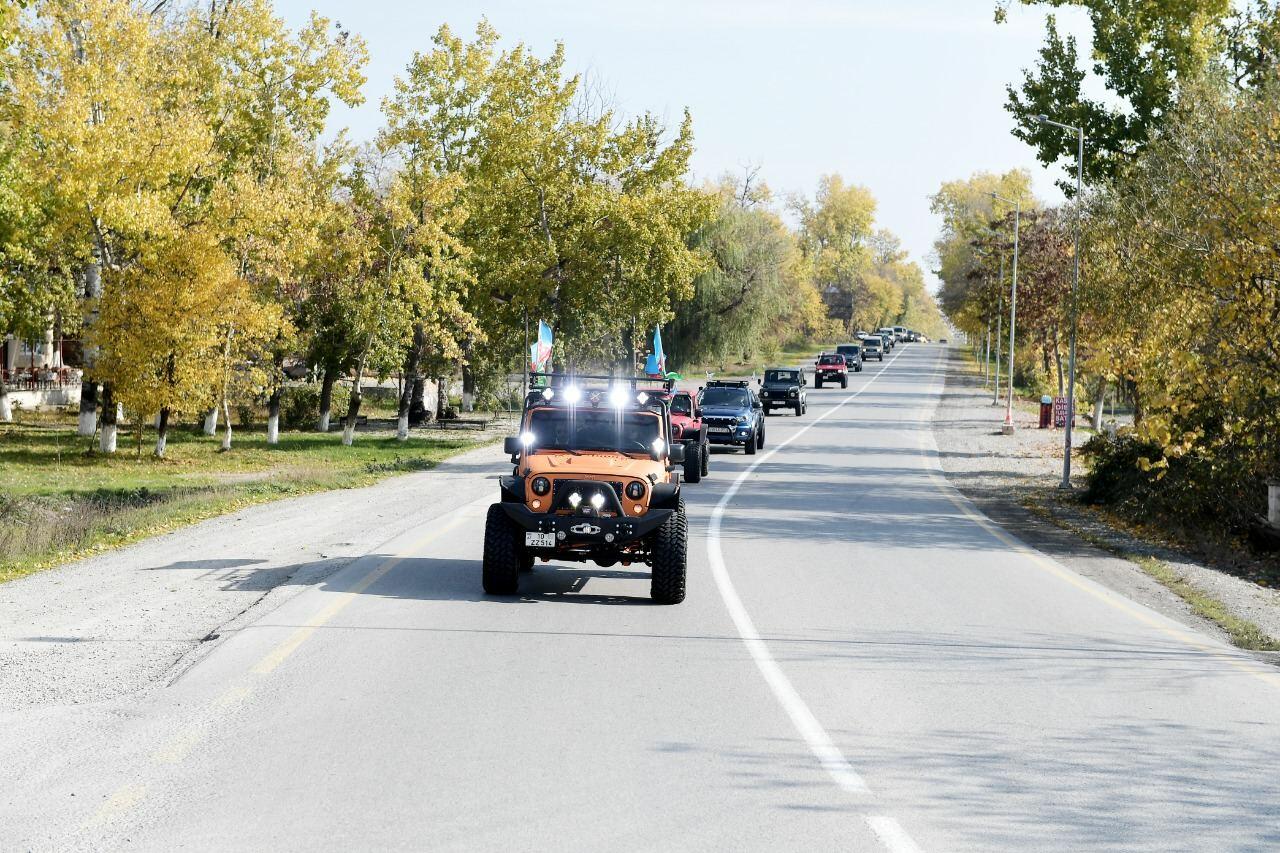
[867, 815, 925, 853]
[706, 346, 910, 795]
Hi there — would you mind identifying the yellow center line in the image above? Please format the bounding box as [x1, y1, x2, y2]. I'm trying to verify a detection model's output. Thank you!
[250, 511, 474, 676]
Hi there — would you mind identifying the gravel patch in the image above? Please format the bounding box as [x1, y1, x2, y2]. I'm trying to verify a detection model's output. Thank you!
[931, 346, 1280, 653]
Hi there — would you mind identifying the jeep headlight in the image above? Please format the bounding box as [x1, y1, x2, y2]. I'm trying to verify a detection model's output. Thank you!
[789, 390, 797, 397]
[625, 481, 645, 500]
[531, 476, 551, 496]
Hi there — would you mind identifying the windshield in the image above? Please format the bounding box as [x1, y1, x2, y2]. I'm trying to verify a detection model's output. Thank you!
[670, 394, 692, 415]
[864, 340, 880, 347]
[836, 346, 859, 355]
[699, 387, 750, 407]
[765, 370, 798, 383]
[819, 356, 844, 365]
[527, 407, 661, 454]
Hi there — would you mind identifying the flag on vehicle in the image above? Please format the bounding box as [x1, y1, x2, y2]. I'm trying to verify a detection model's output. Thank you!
[529, 321, 553, 371]
[644, 327, 665, 376]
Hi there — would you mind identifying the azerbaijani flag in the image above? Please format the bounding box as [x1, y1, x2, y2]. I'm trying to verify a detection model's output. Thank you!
[529, 321, 553, 372]
[644, 327, 666, 377]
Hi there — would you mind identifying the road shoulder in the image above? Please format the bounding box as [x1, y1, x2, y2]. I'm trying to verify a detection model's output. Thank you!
[930, 346, 1280, 660]
[0, 443, 506, 712]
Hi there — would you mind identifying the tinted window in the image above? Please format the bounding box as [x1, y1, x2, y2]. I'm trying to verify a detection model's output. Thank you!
[836, 346, 860, 355]
[670, 394, 692, 415]
[765, 370, 798, 383]
[818, 356, 844, 365]
[699, 387, 750, 407]
[527, 408, 661, 454]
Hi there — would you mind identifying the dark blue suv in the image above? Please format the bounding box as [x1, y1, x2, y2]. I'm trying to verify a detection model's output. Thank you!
[697, 381, 765, 455]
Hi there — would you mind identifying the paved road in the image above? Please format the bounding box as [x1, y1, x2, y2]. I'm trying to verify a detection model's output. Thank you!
[6, 343, 1280, 851]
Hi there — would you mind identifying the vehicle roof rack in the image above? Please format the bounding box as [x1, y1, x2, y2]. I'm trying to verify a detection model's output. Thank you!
[705, 379, 750, 388]
[527, 371, 674, 392]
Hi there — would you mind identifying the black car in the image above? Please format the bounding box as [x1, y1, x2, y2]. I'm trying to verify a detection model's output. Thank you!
[698, 381, 766, 455]
[834, 343, 864, 372]
[759, 368, 807, 416]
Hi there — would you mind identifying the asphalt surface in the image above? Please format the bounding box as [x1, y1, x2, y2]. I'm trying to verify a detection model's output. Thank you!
[5, 343, 1280, 852]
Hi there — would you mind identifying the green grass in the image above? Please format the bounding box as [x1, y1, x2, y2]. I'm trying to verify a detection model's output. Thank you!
[1132, 556, 1280, 652]
[0, 418, 488, 584]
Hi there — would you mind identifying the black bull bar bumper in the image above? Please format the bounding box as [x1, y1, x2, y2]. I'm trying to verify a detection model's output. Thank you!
[500, 504, 672, 549]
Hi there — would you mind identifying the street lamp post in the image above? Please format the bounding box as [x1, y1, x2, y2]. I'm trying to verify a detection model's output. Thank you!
[1036, 114, 1085, 488]
[993, 253, 1003, 404]
[990, 192, 1021, 434]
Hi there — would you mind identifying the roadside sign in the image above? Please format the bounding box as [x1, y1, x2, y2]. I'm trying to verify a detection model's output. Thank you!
[1052, 396, 1068, 428]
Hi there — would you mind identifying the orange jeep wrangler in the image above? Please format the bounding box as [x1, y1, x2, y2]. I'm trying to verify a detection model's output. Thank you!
[483, 374, 688, 604]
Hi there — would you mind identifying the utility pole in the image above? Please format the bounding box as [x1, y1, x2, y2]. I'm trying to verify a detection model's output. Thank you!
[990, 192, 1022, 434]
[1036, 114, 1085, 486]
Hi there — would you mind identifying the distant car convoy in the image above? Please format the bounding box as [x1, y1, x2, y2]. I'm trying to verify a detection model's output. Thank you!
[484, 328, 928, 602]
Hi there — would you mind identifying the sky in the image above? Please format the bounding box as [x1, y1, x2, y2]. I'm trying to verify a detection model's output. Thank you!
[273, 0, 1093, 291]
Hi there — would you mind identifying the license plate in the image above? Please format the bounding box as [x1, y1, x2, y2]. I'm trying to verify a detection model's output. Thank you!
[525, 532, 556, 548]
[710, 427, 732, 434]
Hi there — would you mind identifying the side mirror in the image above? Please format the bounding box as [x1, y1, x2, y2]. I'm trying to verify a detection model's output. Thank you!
[503, 436, 523, 456]
[668, 443, 686, 465]
[752, 399, 763, 410]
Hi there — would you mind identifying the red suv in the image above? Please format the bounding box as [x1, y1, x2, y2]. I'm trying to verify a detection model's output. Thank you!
[668, 390, 709, 482]
[814, 354, 849, 389]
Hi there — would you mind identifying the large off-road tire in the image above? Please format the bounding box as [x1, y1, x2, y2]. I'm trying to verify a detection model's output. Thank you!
[650, 499, 687, 604]
[683, 441, 702, 483]
[482, 504, 521, 595]
[793, 402, 802, 416]
[700, 439, 709, 477]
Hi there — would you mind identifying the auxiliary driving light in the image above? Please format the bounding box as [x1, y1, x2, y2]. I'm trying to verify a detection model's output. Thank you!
[636, 391, 649, 405]
[568, 492, 583, 509]
[651, 437, 666, 458]
[589, 492, 606, 510]
[541, 387, 554, 400]
[520, 431, 536, 448]
[609, 386, 630, 408]
[563, 385, 582, 404]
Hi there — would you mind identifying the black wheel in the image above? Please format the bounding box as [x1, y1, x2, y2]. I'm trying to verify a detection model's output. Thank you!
[815, 378, 823, 389]
[763, 405, 772, 417]
[700, 439, 709, 476]
[793, 402, 802, 416]
[482, 504, 522, 594]
[683, 441, 702, 483]
[756, 424, 765, 450]
[878, 354, 884, 362]
[744, 429, 757, 455]
[520, 551, 535, 572]
[650, 498, 687, 604]
[840, 376, 848, 388]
